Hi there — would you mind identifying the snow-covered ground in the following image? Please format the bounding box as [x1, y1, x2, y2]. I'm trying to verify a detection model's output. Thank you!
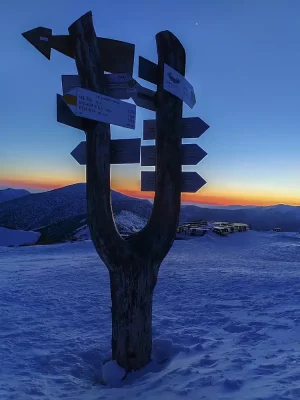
[0, 227, 40, 247]
[1, 230, 300, 399]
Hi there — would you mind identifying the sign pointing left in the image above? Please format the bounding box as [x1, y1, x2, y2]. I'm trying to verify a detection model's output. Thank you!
[22, 27, 135, 74]
[63, 88, 136, 129]
[71, 139, 141, 165]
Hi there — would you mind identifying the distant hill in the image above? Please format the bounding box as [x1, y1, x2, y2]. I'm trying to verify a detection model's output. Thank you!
[0, 188, 30, 204]
[179, 204, 300, 232]
[0, 183, 300, 245]
[0, 183, 152, 232]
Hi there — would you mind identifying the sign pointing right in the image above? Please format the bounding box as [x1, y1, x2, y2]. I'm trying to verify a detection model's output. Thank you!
[141, 144, 207, 166]
[143, 117, 209, 140]
[141, 171, 206, 193]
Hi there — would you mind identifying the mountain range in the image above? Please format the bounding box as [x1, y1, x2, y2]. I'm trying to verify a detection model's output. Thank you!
[0, 188, 30, 204]
[0, 184, 299, 244]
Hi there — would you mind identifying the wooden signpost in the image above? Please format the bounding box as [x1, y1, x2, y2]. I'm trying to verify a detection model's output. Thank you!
[71, 139, 141, 165]
[22, 11, 210, 374]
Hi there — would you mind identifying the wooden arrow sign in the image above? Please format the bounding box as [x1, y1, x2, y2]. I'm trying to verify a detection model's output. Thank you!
[138, 56, 159, 85]
[22, 27, 135, 74]
[128, 80, 156, 111]
[141, 144, 207, 166]
[71, 139, 141, 165]
[141, 171, 206, 193]
[143, 117, 209, 140]
[62, 74, 132, 100]
[63, 87, 136, 129]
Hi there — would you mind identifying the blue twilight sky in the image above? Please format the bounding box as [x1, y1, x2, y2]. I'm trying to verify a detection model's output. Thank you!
[1, 0, 300, 205]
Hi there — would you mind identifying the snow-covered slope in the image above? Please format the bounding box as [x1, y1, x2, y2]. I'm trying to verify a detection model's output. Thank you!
[0, 188, 30, 204]
[1, 231, 300, 399]
[0, 227, 40, 246]
[114, 210, 148, 232]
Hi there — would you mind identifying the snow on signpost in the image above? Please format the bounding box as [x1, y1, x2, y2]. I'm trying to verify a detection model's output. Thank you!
[163, 63, 196, 109]
[62, 87, 136, 129]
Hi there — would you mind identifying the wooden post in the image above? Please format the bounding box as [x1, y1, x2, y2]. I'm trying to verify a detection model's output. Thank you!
[68, 11, 185, 372]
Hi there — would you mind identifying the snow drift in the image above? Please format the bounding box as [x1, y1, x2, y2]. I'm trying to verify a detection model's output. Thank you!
[0, 227, 40, 247]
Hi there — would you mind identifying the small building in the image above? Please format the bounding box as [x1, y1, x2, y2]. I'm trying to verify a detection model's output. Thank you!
[213, 226, 230, 236]
[213, 221, 230, 227]
[188, 227, 209, 236]
[231, 223, 250, 232]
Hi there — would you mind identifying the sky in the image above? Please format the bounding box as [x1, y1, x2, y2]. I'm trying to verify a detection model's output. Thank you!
[1, 0, 300, 206]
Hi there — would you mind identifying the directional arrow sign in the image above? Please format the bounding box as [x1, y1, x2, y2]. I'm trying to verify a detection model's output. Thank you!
[128, 80, 156, 111]
[62, 74, 132, 100]
[141, 171, 206, 193]
[143, 117, 209, 140]
[71, 139, 141, 165]
[57, 94, 84, 131]
[164, 64, 196, 109]
[63, 88, 136, 129]
[22, 27, 135, 74]
[141, 144, 207, 166]
[138, 56, 159, 85]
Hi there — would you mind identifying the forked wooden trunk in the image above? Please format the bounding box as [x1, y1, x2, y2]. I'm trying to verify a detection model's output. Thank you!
[68, 11, 185, 372]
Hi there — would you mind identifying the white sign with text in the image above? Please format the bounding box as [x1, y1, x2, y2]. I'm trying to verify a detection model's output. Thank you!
[63, 87, 136, 130]
[163, 64, 196, 109]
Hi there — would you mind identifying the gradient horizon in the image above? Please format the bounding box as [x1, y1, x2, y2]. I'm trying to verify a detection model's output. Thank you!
[1, 0, 300, 207]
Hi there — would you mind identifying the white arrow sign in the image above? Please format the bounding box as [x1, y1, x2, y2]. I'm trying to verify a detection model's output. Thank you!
[62, 87, 136, 130]
[163, 64, 196, 109]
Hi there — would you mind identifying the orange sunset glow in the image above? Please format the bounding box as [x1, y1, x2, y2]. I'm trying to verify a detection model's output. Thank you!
[2, 175, 300, 207]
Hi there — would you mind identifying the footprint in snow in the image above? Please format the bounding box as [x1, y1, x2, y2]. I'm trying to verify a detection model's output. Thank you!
[224, 378, 244, 390]
[223, 322, 252, 333]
